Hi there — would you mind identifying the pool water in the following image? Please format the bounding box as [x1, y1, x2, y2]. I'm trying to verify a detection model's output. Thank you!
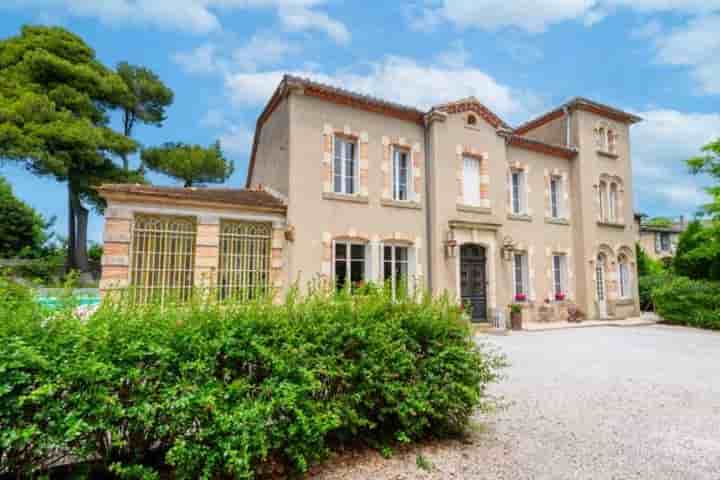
[37, 296, 101, 309]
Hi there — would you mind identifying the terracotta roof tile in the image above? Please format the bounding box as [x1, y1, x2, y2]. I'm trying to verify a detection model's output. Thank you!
[98, 184, 286, 211]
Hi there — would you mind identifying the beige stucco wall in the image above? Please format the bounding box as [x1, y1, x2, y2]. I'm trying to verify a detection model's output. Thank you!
[251, 97, 291, 196]
[521, 114, 568, 146]
[283, 93, 428, 290]
[638, 230, 679, 260]
[245, 90, 641, 321]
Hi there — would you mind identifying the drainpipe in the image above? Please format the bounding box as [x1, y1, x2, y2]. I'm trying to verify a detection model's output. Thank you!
[424, 112, 434, 293]
[564, 106, 572, 147]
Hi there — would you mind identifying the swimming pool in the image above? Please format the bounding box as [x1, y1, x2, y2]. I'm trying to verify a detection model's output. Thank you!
[37, 296, 101, 309]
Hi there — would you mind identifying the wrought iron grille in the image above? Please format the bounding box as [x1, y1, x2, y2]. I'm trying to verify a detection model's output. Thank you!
[130, 215, 197, 305]
[217, 221, 272, 301]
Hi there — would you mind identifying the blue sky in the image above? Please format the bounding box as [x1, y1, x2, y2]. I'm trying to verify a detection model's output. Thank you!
[2, 0, 720, 243]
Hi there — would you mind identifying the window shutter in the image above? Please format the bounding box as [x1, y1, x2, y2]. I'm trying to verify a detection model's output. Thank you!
[463, 157, 480, 205]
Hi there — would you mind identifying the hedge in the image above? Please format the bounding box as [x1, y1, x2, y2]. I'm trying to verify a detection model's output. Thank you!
[652, 276, 720, 330]
[0, 280, 505, 478]
[638, 274, 668, 311]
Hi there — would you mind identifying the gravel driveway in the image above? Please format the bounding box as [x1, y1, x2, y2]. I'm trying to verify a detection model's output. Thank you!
[313, 325, 720, 479]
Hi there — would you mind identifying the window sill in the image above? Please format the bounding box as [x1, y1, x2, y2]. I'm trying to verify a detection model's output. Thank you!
[457, 204, 492, 215]
[597, 149, 619, 159]
[322, 192, 369, 204]
[597, 221, 625, 230]
[381, 198, 421, 210]
[507, 213, 532, 222]
[545, 217, 570, 226]
[615, 298, 634, 306]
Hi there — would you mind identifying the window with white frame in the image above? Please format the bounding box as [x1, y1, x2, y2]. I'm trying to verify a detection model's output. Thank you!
[598, 181, 607, 221]
[608, 183, 618, 222]
[513, 252, 529, 300]
[383, 244, 410, 298]
[333, 136, 357, 195]
[393, 147, 411, 201]
[334, 241, 366, 290]
[550, 176, 562, 218]
[511, 170, 526, 215]
[618, 254, 631, 298]
[607, 129, 617, 153]
[463, 156, 481, 206]
[552, 254, 568, 299]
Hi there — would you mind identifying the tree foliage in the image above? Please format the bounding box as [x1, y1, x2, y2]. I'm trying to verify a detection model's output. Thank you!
[644, 216, 673, 227]
[141, 141, 233, 187]
[0, 25, 139, 275]
[688, 137, 720, 218]
[0, 176, 53, 258]
[672, 220, 720, 281]
[116, 62, 174, 170]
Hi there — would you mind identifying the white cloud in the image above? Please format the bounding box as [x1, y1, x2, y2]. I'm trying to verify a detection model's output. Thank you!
[8, 0, 348, 42]
[232, 34, 299, 71]
[173, 43, 223, 75]
[653, 15, 720, 94]
[218, 123, 254, 155]
[222, 53, 538, 122]
[631, 109, 720, 213]
[411, 0, 720, 33]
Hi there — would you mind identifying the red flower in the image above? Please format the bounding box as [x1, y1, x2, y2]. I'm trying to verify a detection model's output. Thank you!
[515, 293, 527, 301]
[555, 292, 566, 301]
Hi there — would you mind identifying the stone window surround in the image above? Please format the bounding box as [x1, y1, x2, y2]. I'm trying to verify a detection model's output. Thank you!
[594, 120, 619, 156]
[595, 174, 625, 225]
[101, 203, 286, 295]
[322, 123, 369, 198]
[545, 246, 574, 302]
[321, 230, 423, 286]
[382, 136, 424, 205]
[506, 160, 532, 218]
[456, 146, 490, 210]
[588, 243, 635, 302]
[544, 167, 570, 221]
[510, 241, 536, 302]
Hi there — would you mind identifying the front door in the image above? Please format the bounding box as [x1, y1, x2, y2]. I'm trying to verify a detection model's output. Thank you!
[460, 244, 487, 322]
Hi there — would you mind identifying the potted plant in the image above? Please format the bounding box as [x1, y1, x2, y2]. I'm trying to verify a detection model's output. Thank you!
[567, 301, 583, 323]
[509, 303, 523, 330]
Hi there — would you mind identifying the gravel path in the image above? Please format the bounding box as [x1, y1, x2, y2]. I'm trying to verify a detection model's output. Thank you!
[312, 325, 720, 479]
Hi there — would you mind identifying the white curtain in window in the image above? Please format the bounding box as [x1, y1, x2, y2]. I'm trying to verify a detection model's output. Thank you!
[463, 156, 481, 206]
[619, 259, 631, 298]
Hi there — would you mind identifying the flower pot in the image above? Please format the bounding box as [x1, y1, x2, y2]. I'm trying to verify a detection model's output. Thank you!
[510, 311, 523, 330]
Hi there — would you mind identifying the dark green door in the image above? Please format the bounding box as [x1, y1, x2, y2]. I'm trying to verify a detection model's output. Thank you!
[460, 244, 487, 322]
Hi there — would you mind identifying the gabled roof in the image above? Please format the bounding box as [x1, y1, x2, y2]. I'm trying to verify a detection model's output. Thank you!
[98, 184, 286, 213]
[498, 131, 578, 159]
[515, 97, 642, 135]
[433, 97, 510, 129]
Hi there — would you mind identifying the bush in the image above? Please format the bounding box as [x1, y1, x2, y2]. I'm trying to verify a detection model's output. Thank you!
[652, 276, 720, 330]
[0, 286, 504, 478]
[638, 274, 668, 311]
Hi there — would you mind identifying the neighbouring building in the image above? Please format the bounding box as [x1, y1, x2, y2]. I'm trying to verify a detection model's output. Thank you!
[634, 215, 686, 261]
[99, 75, 643, 323]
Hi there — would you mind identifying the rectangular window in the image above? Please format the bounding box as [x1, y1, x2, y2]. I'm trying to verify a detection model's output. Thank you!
[619, 262, 630, 298]
[513, 252, 529, 299]
[550, 177, 561, 218]
[393, 148, 410, 201]
[334, 241, 366, 290]
[130, 214, 197, 305]
[511, 170, 524, 214]
[552, 254, 567, 297]
[463, 156, 481, 206]
[333, 137, 356, 194]
[659, 232, 671, 252]
[383, 245, 409, 298]
[217, 221, 272, 301]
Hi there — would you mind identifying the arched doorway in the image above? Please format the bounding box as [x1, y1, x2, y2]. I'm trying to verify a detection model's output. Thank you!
[596, 253, 608, 318]
[460, 244, 487, 322]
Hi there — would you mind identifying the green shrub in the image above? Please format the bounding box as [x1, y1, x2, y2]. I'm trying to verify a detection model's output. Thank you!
[0, 286, 504, 478]
[652, 276, 720, 330]
[638, 274, 668, 311]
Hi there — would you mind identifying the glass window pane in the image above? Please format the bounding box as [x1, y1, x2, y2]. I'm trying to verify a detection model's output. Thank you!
[396, 246, 408, 262]
[384, 245, 392, 261]
[335, 243, 347, 259]
[384, 261, 392, 282]
[351, 244, 365, 260]
[350, 260, 364, 283]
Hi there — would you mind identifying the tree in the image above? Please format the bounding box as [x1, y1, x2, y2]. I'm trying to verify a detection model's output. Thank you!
[0, 176, 53, 258]
[645, 217, 673, 228]
[0, 26, 138, 278]
[116, 62, 174, 171]
[672, 220, 720, 281]
[688, 137, 720, 218]
[141, 141, 234, 187]
[636, 243, 664, 277]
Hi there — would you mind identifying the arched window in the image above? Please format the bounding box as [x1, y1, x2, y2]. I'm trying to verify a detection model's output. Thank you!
[595, 254, 606, 301]
[608, 183, 618, 222]
[618, 254, 631, 298]
[607, 129, 616, 153]
[595, 126, 606, 149]
[598, 181, 608, 221]
[467, 114, 477, 126]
